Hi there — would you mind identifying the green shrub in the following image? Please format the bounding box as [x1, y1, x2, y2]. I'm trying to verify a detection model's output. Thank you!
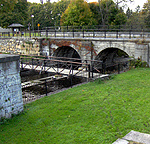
[94, 78, 104, 84]
[129, 58, 149, 69]
[109, 74, 117, 80]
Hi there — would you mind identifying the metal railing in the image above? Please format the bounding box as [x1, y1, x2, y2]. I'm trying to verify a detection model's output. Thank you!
[20, 55, 129, 104]
[1, 25, 150, 39]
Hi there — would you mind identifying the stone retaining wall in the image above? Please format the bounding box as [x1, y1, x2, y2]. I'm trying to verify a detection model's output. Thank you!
[0, 54, 23, 119]
[0, 38, 40, 55]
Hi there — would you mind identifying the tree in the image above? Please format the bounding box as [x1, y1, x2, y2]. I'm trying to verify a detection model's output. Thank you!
[0, 0, 17, 13]
[89, 2, 102, 25]
[111, 12, 127, 25]
[126, 7, 132, 19]
[89, 0, 126, 26]
[26, 2, 45, 30]
[126, 5, 145, 28]
[98, 0, 104, 25]
[61, 0, 97, 26]
[113, 0, 134, 9]
[141, 0, 150, 26]
[24, 0, 70, 30]
[0, 0, 28, 28]
[101, 0, 120, 25]
[52, 0, 70, 26]
[0, 0, 17, 27]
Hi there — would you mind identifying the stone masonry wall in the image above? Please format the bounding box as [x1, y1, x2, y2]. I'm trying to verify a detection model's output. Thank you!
[135, 44, 149, 63]
[0, 54, 23, 119]
[0, 37, 150, 65]
[43, 38, 150, 65]
[0, 38, 40, 55]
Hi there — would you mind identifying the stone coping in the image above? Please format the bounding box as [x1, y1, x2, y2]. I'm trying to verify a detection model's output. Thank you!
[0, 54, 20, 63]
[1, 37, 150, 43]
[112, 130, 150, 144]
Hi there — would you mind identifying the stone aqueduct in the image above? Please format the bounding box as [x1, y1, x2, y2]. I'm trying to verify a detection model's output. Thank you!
[0, 37, 150, 65]
[41, 38, 150, 65]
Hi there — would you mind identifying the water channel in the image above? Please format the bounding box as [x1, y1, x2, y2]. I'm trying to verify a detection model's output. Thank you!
[21, 69, 87, 101]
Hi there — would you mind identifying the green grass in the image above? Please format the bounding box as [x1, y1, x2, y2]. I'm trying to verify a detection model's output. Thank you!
[1, 68, 150, 144]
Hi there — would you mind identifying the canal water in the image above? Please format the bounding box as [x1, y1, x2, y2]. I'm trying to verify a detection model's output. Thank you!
[21, 69, 87, 97]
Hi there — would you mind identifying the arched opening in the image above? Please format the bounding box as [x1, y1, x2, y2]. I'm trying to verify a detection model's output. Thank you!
[94, 48, 129, 72]
[53, 46, 81, 69]
[53, 46, 81, 59]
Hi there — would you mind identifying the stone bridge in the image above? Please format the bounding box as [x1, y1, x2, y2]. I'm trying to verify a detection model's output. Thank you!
[0, 37, 150, 65]
[40, 37, 150, 65]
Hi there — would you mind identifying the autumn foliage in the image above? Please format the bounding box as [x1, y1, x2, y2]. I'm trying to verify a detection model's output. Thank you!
[60, 0, 97, 26]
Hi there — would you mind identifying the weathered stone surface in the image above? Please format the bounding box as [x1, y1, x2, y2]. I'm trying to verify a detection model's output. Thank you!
[123, 130, 150, 144]
[113, 130, 150, 144]
[112, 138, 129, 144]
[0, 37, 150, 66]
[0, 54, 23, 119]
[0, 38, 40, 55]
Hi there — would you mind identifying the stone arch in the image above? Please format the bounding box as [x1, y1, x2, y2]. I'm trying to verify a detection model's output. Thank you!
[95, 47, 129, 63]
[96, 43, 131, 57]
[53, 46, 81, 59]
[53, 46, 82, 68]
[94, 47, 129, 71]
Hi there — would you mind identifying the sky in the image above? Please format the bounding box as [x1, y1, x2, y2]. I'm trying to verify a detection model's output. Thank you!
[27, 0, 148, 11]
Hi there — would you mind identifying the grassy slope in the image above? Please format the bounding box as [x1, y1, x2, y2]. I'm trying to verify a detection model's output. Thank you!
[0, 68, 150, 144]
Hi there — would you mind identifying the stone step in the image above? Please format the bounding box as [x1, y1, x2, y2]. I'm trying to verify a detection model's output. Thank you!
[112, 130, 150, 144]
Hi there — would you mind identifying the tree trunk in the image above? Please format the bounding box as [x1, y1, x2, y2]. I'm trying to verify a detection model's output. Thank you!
[98, 0, 105, 25]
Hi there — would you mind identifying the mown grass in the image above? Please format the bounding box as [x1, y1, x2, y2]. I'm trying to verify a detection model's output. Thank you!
[1, 68, 150, 144]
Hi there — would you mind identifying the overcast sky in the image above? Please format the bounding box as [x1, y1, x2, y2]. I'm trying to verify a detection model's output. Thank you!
[27, 0, 147, 11]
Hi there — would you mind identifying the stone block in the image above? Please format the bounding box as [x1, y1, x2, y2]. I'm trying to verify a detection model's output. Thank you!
[112, 138, 129, 144]
[123, 130, 150, 144]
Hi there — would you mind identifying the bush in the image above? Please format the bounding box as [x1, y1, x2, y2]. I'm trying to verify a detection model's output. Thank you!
[129, 58, 149, 69]
[109, 74, 117, 80]
[94, 78, 104, 84]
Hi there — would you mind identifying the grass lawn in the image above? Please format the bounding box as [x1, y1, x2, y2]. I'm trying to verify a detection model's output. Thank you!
[1, 68, 150, 144]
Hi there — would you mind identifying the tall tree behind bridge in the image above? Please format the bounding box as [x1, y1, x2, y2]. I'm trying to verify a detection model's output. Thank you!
[89, 2, 102, 25]
[98, 0, 104, 25]
[113, 0, 134, 9]
[89, 0, 127, 26]
[141, 0, 150, 26]
[60, 0, 97, 26]
[26, 2, 48, 30]
[25, 0, 70, 29]
[125, 5, 145, 28]
[52, 0, 70, 26]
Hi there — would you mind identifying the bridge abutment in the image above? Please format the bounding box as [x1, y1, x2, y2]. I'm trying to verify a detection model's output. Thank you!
[134, 44, 150, 65]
